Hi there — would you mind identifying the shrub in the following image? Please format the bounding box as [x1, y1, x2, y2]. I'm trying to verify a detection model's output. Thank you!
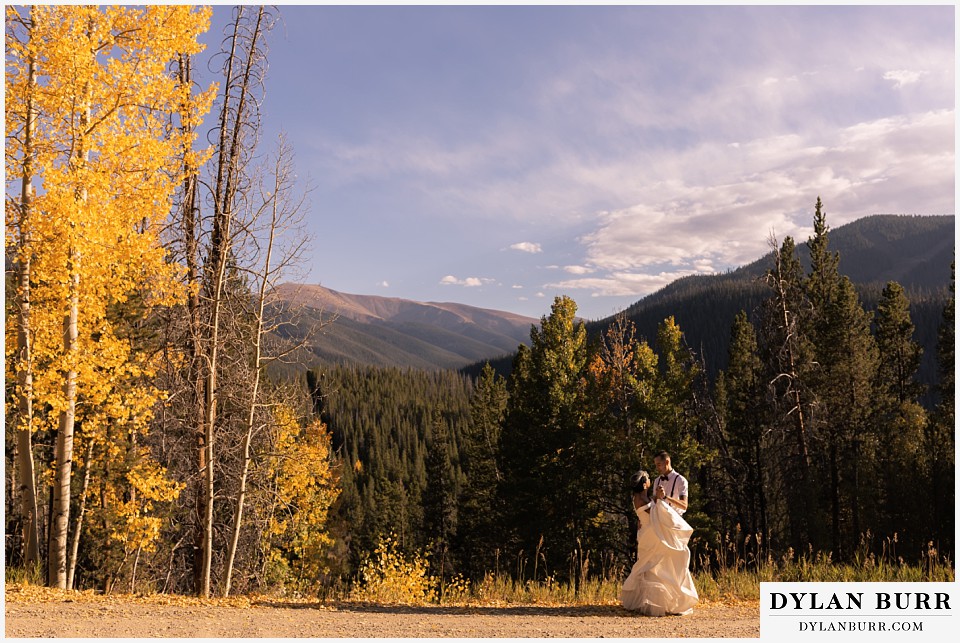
[349, 534, 437, 604]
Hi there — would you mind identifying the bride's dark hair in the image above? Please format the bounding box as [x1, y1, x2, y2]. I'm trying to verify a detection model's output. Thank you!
[630, 470, 650, 493]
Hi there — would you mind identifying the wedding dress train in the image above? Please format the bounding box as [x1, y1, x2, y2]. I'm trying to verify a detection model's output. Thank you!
[620, 499, 699, 616]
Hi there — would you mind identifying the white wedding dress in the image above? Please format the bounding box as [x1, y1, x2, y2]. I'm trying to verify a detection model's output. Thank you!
[620, 499, 699, 616]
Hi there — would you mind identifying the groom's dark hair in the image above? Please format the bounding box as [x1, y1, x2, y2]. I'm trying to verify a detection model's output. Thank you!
[654, 450, 671, 461]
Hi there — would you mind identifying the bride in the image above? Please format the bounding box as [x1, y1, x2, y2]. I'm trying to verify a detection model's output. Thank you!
[620, 470, 699, 616]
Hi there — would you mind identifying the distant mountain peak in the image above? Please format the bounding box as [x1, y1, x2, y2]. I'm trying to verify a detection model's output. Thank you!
[273, 283, 537, 325]
[269, 283, 538, 372]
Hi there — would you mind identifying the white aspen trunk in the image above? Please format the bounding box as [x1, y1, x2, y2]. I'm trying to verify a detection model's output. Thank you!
[50, 250, 79, 589]
[50, 57, 90, 588]
[16, 43, 41, 570]
[66, 441, 93, 589]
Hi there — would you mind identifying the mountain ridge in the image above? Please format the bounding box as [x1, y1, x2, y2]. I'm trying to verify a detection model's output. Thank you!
[273, 282, 536, 327]
[270, 283, 537, 372]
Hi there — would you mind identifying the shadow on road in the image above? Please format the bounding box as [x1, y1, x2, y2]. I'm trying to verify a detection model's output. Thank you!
[251, 600, 638, 618]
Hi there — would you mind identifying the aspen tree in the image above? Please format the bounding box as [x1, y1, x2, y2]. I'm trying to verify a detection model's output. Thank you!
[5, 5, 41, 570]
[260, 405, 339, 594]
[5, 5, 213, 589]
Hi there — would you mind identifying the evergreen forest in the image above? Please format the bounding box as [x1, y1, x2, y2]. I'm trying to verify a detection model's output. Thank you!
[4, 5, 954, 599]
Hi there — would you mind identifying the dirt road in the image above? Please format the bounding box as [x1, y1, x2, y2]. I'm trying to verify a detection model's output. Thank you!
[4, 586, 759, 638]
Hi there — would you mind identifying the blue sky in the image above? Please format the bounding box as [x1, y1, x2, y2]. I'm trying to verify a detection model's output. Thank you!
[199, 4, 955, 321]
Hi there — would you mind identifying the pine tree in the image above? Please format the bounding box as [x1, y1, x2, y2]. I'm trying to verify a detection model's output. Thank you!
[873, 281, 927, 553]
[759, 235, 818, 553]
[817, 276, 878, 558]
[875, 282, 924, 405]
[457, 363, 507, 578]
[423, 410, 458, 588]
[718, 311, 768, 544]
[806, 197, 840, 330]
[499, 296, 588, 579]
[578, 315, 662, 571]
[928, 260, 955, 553]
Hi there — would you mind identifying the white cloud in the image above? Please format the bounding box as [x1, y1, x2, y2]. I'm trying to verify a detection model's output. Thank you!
[883, 69, 926, 88]
[546, 270, 699, 298]
[378, 280, 390, 288]
[510, 241, 543, 254]
[562, 265, 592, 275]
[439, 275, 494, 287]
[567, 108, 954, 298]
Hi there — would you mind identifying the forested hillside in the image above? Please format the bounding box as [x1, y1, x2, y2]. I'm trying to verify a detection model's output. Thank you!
[304, 366, 474, 576]
[463, 215, 953, 402]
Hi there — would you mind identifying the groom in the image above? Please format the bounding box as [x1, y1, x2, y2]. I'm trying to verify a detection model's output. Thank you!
[653, 451, 688, 515]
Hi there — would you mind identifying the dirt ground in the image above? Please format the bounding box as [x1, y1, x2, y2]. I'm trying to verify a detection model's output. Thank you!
[4, 586, 759, 639]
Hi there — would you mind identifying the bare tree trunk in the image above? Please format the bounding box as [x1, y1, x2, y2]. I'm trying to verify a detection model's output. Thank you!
[67, 441, 94, 589]
[201, 229, 227, 599]
[130, 546, 143, 593]
[773, 268, 810, 474]
[223, 142, 284, 596]
[767, 237, 813, 554]
[15, 39, 41, 571]
[175, 53, 210, 597]
[198, 5, 266, 598]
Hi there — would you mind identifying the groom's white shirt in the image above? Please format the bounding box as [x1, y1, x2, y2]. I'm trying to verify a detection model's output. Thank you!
[656, 470, 688, 515]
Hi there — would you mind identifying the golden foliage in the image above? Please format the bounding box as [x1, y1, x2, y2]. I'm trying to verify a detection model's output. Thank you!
[259, 405, 341, 593]
[349, 534, 438, 604]
[5, 4, 214, 558]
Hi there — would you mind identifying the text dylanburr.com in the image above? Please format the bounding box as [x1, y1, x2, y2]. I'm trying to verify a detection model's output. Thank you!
[761, 582, 956, 638]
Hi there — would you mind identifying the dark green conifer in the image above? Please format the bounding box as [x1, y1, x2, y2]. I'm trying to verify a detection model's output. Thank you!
[456, 363, 508, 578]
[817, 276, 879, 558]
[718, 311, 768, 544]
[929, 260, 955, 553]
[423, 410, 458, 585]
[498, 296, 588, 580]
[872, 281, 928, 554]
[759, 234, 818, 553]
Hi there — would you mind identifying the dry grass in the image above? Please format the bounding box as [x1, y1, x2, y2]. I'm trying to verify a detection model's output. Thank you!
[7, 531, 952, 608]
